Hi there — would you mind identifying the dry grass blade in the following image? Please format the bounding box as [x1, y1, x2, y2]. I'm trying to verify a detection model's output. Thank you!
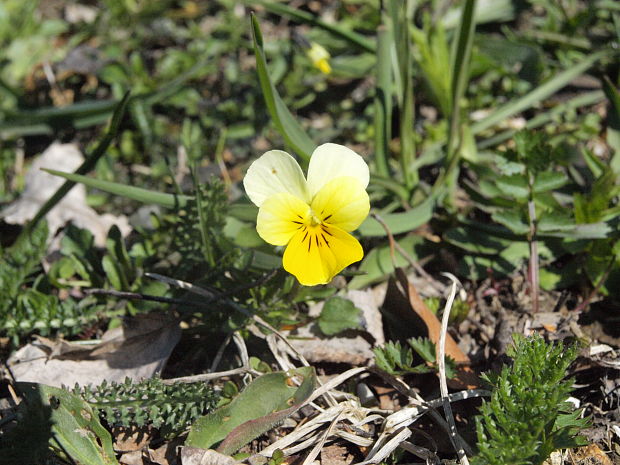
[438, 273, 471, 464]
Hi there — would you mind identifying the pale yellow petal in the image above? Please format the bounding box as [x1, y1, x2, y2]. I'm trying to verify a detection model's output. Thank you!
[256, 193, 310, 246]
[306, 143, 369, 198]
[310, 176, 370, 232]
[283, 224, 363, 286]
[243, 150, 310, 207]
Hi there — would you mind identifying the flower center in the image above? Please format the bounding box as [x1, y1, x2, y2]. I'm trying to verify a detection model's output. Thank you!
[309, 211, 322, 227]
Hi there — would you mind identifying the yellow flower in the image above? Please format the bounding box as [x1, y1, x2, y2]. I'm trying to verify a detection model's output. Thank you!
[244, 144, 370, 286]
[307, 42, 332, 75]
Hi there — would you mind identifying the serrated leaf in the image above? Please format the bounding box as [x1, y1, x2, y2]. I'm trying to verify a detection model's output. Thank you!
[407, 337, 436, 363]
[186, 367, 316, 453]
[373, 341, 413, 374]
[533, 171, 568, 193]
[318, 296, 360, 336]
[16, 383, 118, 465]
[491, 210, 530, 235]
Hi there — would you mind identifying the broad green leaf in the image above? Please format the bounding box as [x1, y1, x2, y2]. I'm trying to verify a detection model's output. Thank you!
[16, 382, 118, 465]
[349, 235, 425, 289]
[492, 210, 530, 235]
[358, 196, 435, 237]
[186, 367, 316, 453]
[539, 222, 611, 239]
[495, 157, 526, 176]
[537, 211, 574, 233]
[318, 297, 361, 336]
[251, 14, 316, 162]
[495, 175, 529, 200]
[101, 255, 124, 290]
[533, 171, 568, 193]
[444, 226, 509, 255]
[43, 169, 191, 209]
[472, 51, 609, 135]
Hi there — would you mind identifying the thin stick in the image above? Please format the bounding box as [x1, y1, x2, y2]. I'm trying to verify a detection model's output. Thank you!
[85, 288, 202, 307]
[438, 273, 470, 465]
[210, 333, 233, 373]
[528, 200, 540, 313]
[371, 212, 443, 293]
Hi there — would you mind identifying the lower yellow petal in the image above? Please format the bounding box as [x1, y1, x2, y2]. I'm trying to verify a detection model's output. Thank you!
[257, 193, 310, 246]
[282, 224, 363, 286]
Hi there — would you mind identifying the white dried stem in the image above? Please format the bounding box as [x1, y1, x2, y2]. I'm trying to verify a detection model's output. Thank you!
[438, 273, 470, 465]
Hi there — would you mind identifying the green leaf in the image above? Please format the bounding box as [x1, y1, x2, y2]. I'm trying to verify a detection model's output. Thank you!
[444, 226, 510, 255]
[318, 297, 361, 336]
[251, 14, 316, 162]
[495, 175, 529, 200]
[407, 337, 436, 363]
[106, 225, 133, 286]
[491, 210, 530, 235]
[349, 235, 425, 289]
[537, 211, 574, 233]
[373, 24, 392, 178]
[447, 0, 477, 169]
[186, 367, 316, 453]
[42, 169, 191, 209]
[16, 383, 118, 465]
[373, 341, 413, 374]
[358, 196, 435, 237]
[539, 222, 611, 239]
[101, 255, 123, 290]
[533, 171, 568, 193]
[603, 76, 620, 173]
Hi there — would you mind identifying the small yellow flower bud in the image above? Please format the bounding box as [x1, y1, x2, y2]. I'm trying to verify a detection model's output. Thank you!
[307, 43, 332, 75]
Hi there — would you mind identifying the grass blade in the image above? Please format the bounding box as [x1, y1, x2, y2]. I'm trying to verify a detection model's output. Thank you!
[444, 0, 477, 198]
[42, 169, 191, 209]
[251, 13, 316, 162]
[602, 76, 620, 173]
[448, 0, 476, 141]
[252, 1, 374, 53]
[373, 24, 392, 178]
[477, 90, 604, 149]
[24, 92, 131, 232]
[471, 50, 609, 135]
[388, 0, 416, 187]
